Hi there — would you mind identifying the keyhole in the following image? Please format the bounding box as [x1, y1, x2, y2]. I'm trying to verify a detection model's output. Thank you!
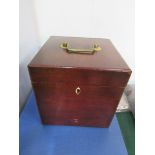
[75, 87, 81, 95]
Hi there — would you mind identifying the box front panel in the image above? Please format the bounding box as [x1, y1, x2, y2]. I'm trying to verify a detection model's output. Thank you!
[32, 83, 125, 127]
[29, 67, 131, 87]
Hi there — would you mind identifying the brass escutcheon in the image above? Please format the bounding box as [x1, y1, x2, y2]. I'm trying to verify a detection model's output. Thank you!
[75, 87, 81, 95]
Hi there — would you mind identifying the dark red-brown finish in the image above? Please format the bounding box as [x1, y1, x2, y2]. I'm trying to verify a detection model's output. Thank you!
[28, 36, 132, 128]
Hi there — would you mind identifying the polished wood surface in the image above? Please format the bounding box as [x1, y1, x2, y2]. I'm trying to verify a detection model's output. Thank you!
[29, 36, 130, 71]
[29, 67, 131, 87]
[28, 36, 132, 128]
[32, 83, 125, 127]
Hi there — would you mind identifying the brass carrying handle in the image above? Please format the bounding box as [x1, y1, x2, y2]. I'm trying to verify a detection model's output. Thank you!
[60, 42, 101, 54]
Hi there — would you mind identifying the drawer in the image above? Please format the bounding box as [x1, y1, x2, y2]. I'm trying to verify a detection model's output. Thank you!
[41, 115, 111, 128]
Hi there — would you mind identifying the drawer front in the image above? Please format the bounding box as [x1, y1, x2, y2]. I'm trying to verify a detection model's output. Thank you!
[33, 83, 124, 127]
[29, 67, 131, 87]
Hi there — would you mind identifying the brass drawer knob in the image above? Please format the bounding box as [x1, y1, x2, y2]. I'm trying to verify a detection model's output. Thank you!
[73, 119, 79, 123]
[75, 87, 81, 95]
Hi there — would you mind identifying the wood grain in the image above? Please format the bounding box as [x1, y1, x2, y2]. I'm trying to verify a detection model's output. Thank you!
[28, 36, 132, 128]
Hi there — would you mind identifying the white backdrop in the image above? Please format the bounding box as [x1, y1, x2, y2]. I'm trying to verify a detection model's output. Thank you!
[20, 0, 134, 110]
[19, 0, 40, 110]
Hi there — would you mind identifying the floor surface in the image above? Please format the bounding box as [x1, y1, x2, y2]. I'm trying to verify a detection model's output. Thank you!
[116, 112, 135, 155]
[20, 92, 128, 155]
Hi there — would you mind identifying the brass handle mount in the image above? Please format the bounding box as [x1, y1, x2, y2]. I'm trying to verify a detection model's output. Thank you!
[60, 42, 101, 54]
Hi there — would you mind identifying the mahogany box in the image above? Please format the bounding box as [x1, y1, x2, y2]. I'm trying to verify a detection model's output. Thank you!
[28, 36, 131, 128]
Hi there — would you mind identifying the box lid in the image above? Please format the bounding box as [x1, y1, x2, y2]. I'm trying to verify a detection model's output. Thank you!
[29, 36, 131, 72]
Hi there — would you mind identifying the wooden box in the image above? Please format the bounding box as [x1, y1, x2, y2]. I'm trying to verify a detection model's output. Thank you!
[28, 36, 131, 128]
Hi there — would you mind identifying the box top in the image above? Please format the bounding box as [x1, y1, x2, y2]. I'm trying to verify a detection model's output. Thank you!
[29, 36, 131, 72]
